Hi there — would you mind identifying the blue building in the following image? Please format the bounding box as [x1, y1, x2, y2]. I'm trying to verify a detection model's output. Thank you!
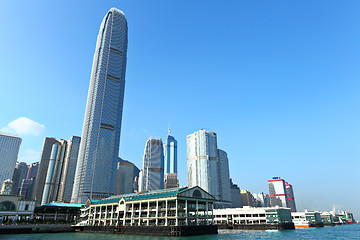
[163, 129, 177, 175]
[72, 8, 128, 203]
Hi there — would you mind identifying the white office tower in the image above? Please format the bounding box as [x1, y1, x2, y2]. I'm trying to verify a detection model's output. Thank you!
[139, 138, 165, 192]
[268, 177, 289, 208]
[0, 133, 22, 183]
[187, 129, 220, 200]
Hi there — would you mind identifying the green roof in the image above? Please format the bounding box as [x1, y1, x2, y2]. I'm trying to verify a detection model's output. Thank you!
[92, 187, 188, 205]
[38, 202, 83, 208]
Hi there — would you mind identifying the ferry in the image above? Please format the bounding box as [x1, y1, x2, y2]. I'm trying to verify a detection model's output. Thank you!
[293, 219, 311, 228]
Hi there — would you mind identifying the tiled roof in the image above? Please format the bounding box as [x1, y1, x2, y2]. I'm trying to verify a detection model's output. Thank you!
[92, 187, 188, 205]
[38, 202, 83, 208]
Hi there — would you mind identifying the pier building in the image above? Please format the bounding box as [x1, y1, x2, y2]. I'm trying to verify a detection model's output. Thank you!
[80, 186, 215, 227]
[213, 206, 294, 230]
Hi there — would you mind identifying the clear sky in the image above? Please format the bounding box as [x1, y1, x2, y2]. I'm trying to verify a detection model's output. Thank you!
[1, 0, 359, 217]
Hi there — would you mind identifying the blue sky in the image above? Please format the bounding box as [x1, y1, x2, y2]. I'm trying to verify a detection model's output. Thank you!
[1, 0, 359, 217]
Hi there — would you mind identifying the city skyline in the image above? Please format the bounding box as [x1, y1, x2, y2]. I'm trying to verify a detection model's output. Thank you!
[1, 0, 360, 217]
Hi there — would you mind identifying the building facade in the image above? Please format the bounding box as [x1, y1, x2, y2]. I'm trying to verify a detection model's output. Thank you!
[0, 179, 35, 223]
[214, 206, 294, 229]
[57, 136, 81, 202]
[285, 182, 296, 212]
[164, 173, 179, 189]
[115, 158, 139, 195]
[0, 133, 22, 183]
[240, 190, 254, 207]
[72, 8, 128, 203]
[26, 162, 39, 179]
[230, 179, 242, 208]
[32, 137, 58, 205]
[217, 149, 231, 204]
[80, 186, 216, 227]
[163, 133, 177, 175]
[33, 136, 80, 205]
[256, 192, 270, 207]
[11, 162, 28, 195]
[268, 177, 289, 208]
[187, 129, 220, 200]
[139, 138, 165, 192]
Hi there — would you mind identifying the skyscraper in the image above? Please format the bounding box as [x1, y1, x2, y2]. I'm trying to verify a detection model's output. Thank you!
[138, 138, 164, 192]
[0, 133, 22, 183]
[57, 136, 81, 202]
[229, 178, 242, 208]
[41, 139, 67, 205]
[285, 182, 297, 212]
[32, 137, 58, 205]
[26, 162, 39, 180]
[11, 162, 28, 195]
[71, 8, 128, 203]
[217, 149, 231, 204]
[115, 157, 139, 195]
[163, 128, 177, 175]
[187, 129, 220, 200]
[240, 190, 255, 207]
[33, 136, 80, 205]
[268, 177, 289, 208]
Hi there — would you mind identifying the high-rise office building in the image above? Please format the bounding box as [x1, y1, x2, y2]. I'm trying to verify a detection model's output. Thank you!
[20, 178, 35, 200]
[12, 162, 28, 195]
[268, 177, 289, 208]
[217, 149, 231, 204]
[115, 158, 139, 195]
[41, 139, 67, 205]
[163, 129, 177, 175]
[72, 8, 128, 203]
[33, 136, 80, 205]
[57, 136, 81, 202]
[138, 138, 164, 192]
[0, 133, 22, 183]
[187, 129, 220, 200]
[32, 137, 58, 205]
[240, 190, 254, 207]
[230, 178, 242, 208]
[26, 162, 39, 180]
[257, 192, 270, 207]
[285, 182, 296, 212]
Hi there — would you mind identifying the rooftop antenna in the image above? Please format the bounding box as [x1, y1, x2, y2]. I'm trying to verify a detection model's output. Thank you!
[168, 124, 171, 136]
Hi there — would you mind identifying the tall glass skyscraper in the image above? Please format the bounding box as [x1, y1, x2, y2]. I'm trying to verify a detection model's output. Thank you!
[139, 138, 164, 192]
[217, 149, 231, 203]
[0, 133, 22, 184]
[71, 8, 128, 203]
[163, 131, 177, 175]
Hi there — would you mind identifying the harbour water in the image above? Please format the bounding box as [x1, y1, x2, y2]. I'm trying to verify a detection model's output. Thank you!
[0, 225, 359, 240]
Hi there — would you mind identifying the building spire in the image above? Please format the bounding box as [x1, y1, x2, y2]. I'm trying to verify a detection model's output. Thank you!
[168, 124, 171, 136]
